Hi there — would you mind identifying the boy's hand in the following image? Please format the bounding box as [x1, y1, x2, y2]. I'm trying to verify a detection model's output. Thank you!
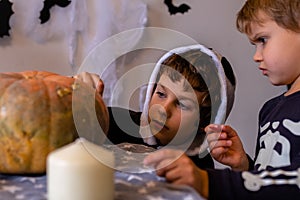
[144, 149, 209, 199]
[73, 72, 104, 96]
[205, 124, 249, 171]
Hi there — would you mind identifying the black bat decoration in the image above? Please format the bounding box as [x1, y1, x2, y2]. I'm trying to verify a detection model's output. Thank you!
[39, 0, 71, 24]
[164, 0, 191, 15]
[0, 0, 14, 37]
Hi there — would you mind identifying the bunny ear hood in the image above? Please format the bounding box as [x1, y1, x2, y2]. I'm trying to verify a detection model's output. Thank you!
[139, 44, 236, 152]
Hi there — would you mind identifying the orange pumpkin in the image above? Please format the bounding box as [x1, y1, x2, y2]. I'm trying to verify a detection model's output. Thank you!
[0, 71, 109, 174]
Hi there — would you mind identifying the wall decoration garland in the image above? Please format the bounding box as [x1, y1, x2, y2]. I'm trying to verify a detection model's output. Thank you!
[0, 0, 72, 38]
[164, 0, 191, 15]
[0, 0, 147, 75]
[0, 0, 188, 39]
[0, 0, 14, 37]
[39, 0, 71, 24]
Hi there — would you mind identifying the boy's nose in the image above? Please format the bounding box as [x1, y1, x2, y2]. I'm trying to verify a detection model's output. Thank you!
[253, 48, 263, 63]
[158, 101, 172, 118]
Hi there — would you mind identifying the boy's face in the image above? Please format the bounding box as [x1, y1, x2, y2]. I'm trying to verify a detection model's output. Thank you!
[247, 11, 300, 89]
[148, 74, 204, 146]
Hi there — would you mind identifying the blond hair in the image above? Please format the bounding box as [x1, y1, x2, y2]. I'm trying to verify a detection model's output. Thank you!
[236, 0, 300, 34]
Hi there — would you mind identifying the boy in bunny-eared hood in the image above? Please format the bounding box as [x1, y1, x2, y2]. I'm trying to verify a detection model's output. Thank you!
[105, 44, 236, 169]
[75, 44, 236, 169]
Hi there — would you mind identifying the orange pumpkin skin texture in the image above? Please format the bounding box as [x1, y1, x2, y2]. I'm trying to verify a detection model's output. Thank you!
[0, 71, 109, 174]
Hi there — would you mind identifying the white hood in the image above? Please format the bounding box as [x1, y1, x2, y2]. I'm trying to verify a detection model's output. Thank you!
[139, 44, 236, 155]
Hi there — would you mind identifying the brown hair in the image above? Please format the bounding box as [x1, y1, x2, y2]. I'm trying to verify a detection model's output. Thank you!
[236, 0, 300, 34]
[156, 49, 221, 131]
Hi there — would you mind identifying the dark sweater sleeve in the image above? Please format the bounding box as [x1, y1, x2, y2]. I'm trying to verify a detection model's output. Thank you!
[206, 166, 300, 200]
[190, 150, 214, 169]
[105, 107, 145, 145]
[247, 154, 254, 171]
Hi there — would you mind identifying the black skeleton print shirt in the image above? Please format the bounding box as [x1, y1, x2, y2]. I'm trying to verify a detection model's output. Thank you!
[207, 91, 300, 200]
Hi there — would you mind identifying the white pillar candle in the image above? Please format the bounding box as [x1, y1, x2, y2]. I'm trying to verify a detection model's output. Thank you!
[47, 138, 115, 200]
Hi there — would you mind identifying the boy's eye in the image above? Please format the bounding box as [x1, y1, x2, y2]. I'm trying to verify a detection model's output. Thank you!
[258, 37, 267, 44]
[250, 37, 267, 46]
[178, 102, 188, 110]
[177, 101, 193, 111]
[156, 91, 166, 98]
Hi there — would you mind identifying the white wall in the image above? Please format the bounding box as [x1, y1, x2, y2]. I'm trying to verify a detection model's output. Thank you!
[0, 0, 285, 161]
